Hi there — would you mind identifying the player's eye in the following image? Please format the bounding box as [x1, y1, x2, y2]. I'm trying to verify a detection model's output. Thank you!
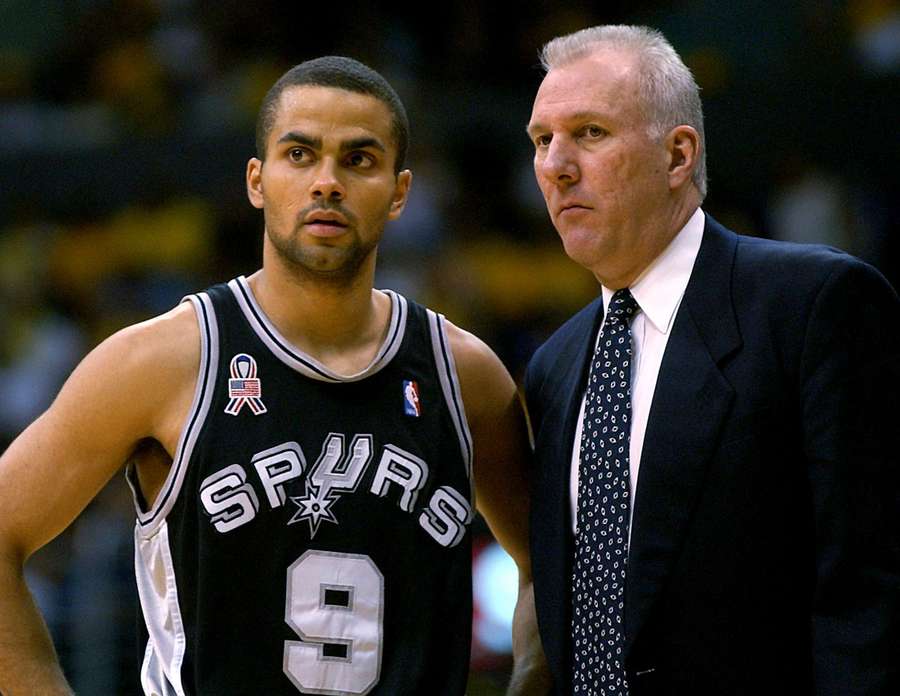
[534, 134, 552, 149]
[288, 147, 311, 163]
[346, 151, 375, 169]
[582, 125, 607, 139]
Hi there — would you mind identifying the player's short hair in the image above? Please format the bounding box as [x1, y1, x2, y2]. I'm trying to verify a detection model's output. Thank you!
[540, 25, 707, 199]
[255, 56, 409, 173]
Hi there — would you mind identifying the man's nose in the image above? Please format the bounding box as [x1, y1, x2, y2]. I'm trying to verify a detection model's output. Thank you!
[310, 159, 346, 200]
[539, 137, 579, 185]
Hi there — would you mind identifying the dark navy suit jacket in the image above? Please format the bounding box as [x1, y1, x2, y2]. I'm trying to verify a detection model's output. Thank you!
[524, 215, 900, 695]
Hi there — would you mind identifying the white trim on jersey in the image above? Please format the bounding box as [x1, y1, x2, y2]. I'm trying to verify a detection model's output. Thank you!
[228, 276, 408, 383]
[426, 310, 475, 504]
[134, 522, 188, 696]
[127, 293, 220, 535]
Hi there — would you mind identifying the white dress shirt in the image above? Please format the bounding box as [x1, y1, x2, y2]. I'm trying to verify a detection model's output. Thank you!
[570, 207, 705, 536]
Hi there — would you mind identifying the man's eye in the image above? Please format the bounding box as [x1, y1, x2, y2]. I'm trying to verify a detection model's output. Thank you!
[288, 147, 309, 163]
[534, 134, 552, 148]
[347, 152, 374, 168]
[584, 125, 606, 138]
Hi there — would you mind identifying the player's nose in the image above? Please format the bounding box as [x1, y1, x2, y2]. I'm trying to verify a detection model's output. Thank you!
[310, 159, 346, 200]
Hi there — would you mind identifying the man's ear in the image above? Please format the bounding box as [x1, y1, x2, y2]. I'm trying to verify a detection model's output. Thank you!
[247, 158, 264, 209]
[666, 125, 700, 191]
[387, 169, 413, 220]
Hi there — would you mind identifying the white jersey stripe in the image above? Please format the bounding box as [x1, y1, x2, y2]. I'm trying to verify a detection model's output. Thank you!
[134, 522, 187, 696]
[426, 310, 474, 503]
[130, 293, 219, 533]
[228, 276, 407, 383]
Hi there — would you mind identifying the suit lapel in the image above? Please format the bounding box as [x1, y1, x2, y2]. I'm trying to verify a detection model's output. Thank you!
[534, 296, 605, 679]
[539, 296, 606, 528]
[624, 216, 742, 654]
[557, 298, 607, 502]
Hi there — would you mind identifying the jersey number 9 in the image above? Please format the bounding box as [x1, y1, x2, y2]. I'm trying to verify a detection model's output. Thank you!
[283, 550, 385, 695]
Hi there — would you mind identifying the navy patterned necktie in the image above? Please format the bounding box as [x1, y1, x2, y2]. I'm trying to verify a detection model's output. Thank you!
[572, 288, 640, 695]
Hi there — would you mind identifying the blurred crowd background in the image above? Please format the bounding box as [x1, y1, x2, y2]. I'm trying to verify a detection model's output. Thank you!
[1, 0, 898, 693]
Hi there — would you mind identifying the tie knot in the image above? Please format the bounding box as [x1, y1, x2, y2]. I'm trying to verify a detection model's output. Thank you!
[606, 288, 639, 325]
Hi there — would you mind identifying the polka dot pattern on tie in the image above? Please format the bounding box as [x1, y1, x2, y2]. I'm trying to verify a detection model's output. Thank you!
[572, 288, 639, 696]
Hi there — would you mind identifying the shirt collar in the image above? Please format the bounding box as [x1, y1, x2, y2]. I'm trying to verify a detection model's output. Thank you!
[601, 207, 705, 334]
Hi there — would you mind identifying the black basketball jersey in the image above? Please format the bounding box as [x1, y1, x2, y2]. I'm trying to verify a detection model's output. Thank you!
[127, 276, 475, 696]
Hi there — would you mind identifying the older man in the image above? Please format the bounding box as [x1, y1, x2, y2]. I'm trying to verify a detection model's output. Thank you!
[522, 25, 899, 695]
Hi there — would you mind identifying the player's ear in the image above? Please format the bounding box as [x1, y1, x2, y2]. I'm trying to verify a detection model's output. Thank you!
[388, 170, 412, 220]
[247, 158, 264, 209]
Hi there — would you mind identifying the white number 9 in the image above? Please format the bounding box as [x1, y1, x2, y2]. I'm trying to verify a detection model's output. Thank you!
[283, 550, 384, 695]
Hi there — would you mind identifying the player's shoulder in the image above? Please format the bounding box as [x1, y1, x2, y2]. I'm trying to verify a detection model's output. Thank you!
[441, 319, 492, 364]
[40, 300, 204, 450]
[442, 319, 505, 379]
[92, 301, 201, 387]
[440, 319, 516, 412]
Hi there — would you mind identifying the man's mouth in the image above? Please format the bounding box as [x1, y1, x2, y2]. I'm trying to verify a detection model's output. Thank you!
[558, 204, 592, 216]
[304, 212, 349, 227]
[302, 209, 351, 237]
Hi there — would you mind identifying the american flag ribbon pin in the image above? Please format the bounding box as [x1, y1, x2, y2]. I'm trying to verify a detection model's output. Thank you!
[225, 353, 267, 416]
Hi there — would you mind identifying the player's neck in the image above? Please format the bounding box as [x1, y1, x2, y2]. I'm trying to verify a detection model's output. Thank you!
[246, 260, 391, 374]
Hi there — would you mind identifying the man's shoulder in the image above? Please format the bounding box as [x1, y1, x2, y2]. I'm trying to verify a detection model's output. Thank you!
[401, 294, 508, 379]
[114, 301, 200, 363]
[19, 299, 204, 471]
[697, 218, 899, 359]
[87, 301, 202, 411]
[737, 232, 855, 270]
[525, 295, 602, 395]
[739, 234, 894, 304]
[704, 215, 891, 298]
[535, 296, 601, 358]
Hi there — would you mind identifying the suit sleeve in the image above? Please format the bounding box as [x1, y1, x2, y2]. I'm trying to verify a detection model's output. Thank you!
[799, 258, 900, 695]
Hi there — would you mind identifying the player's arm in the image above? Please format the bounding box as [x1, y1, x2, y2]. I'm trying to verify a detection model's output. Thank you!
[0, 303, 199, 695]
[446, 322, 551, 695]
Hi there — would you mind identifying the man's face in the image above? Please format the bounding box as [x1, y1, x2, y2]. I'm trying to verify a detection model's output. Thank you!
[527, 48, 672, 288]
[247, 85, 411, 284]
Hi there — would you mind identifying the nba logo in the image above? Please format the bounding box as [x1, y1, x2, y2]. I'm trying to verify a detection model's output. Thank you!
[403, 380, 421, 417]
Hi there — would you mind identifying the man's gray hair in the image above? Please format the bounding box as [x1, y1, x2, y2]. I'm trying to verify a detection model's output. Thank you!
[541, 25, 707, 198]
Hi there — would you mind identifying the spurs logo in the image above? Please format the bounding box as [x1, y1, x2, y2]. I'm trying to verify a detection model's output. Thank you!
[288, 434, 372, 538]
[198, 434, 473, 548]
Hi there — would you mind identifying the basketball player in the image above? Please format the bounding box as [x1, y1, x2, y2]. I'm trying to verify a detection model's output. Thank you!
[0, 57, 544, 695]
